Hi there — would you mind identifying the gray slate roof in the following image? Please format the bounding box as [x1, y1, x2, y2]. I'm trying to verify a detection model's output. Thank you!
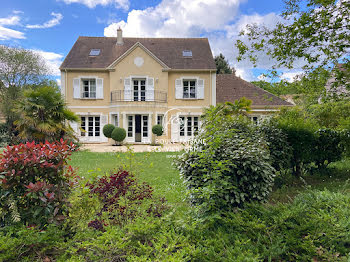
[60, 37, 216, 70]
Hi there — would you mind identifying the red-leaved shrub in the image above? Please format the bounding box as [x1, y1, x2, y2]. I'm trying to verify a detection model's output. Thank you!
[87, 170, 168, 230]
[0, 139, 79, 227]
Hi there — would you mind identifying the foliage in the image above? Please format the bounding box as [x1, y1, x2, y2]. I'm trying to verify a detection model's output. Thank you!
[0, 123, 10, 147]
[258, 118, 292, 171]
[275, 107, 319, 176]
[314, 128, 344, 168]
[14, 85, 79, 143]
[0, 45, 49, 136]
[214, 53, 235, 75]
[111, 127, 126, 143]
[203, 98, 252, 124]
[175, 114, 276, 215]
[152, 124, 163, 137]
[308, 100, 350, 129]
[0, 140, 78, 227]
[86, 170, 168, 230]
[236, 0, 350, 92]
[102, 124, 115, 138]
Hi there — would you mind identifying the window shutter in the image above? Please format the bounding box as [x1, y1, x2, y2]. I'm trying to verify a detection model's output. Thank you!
[197, 78, 204, 99]
[100, 115, 108, 142]
[146, 77, 154, 101]
[175, 79, 182, 99]
[73, 78, 80, 99]
[170, 116, 179, 142]
[96, 78, 104, 99]
[70, 121, 79, 135]
[124, 77, 131, 101]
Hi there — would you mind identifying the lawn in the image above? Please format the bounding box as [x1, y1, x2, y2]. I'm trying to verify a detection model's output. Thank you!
[69, 150, 186, 209]
[70, 150, 350, 206]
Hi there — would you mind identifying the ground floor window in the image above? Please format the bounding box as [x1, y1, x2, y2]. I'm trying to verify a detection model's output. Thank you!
[128, 116, 133, 137]
[142, 116, 148, 137]
[179, 116, 199, 137]
[157, 114, 164, 125]
[112, 114, 119, 127]
[80, 116, 100, 137]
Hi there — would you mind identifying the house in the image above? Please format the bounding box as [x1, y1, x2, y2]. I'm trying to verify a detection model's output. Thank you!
[216, 74, 293, 123]
[324, 64, 350, 100]
[60, 29, 291, 144]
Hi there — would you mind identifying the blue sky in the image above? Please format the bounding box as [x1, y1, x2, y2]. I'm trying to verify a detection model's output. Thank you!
[0, 0, 300, 83]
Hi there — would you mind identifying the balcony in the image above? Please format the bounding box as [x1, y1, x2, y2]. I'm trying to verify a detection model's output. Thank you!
[111, 90, 167, 103]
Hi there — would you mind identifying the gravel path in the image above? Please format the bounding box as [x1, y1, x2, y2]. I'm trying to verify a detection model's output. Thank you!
[81, 143, 189, 153]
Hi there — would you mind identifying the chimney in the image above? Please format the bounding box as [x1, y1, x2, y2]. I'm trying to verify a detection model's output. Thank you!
[117, 27, 123, 45]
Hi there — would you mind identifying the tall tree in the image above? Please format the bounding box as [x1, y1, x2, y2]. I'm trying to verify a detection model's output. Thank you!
[215, 53, 235, 74]
[14, 84, 79, 143]
[236, 0, 349, 92]
[0, 45, 49, 132]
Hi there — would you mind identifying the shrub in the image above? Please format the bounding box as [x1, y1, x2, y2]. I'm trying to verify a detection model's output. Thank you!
[152, 124, 163, 137]
[0, 123, 10, 147]
[111, 127, 126, 143]
[276, 107, 319, 176]
[102, 124, 115, 138]
[258, 119, 292, 172]
[86, 169, 168, 229]
[175, 114, 275, 215]
[313, 128, 344, 168]
[0, 139, 78, 227]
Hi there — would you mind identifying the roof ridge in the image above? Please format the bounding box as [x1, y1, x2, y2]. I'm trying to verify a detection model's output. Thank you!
[78, 36, 209, 40]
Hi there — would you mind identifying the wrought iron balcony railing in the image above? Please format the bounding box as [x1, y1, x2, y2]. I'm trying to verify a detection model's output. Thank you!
[111, 90, 167, 103]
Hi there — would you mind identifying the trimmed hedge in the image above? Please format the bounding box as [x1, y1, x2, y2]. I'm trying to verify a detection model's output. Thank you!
[103, 124, 115, 138]
[111, 127, 126, 142]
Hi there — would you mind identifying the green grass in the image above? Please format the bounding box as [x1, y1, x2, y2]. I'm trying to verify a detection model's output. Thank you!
[69, 150, 186, 209]
[70, 151, 350, 207]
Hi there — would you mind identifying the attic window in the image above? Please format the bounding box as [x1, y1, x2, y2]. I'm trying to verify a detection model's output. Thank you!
[182, 50, 192, 57]
[89, 49, 100, 56]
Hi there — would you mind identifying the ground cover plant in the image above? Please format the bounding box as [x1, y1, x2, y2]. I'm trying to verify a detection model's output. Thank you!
[0, 149, 350, 261]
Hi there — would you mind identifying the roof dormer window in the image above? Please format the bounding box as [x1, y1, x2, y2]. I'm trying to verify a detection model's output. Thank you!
[182, 50, 192, 57]
[89, 49, 100, 56]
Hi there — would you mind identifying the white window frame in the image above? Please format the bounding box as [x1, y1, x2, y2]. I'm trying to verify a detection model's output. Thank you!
[81, 78, 96, 99]
[179, 116, 200, 139]
[80, 116, 100, 137]
[132, 78, 147, 101]
[182, 79, 197, 99]
[110, 112, 119, 127]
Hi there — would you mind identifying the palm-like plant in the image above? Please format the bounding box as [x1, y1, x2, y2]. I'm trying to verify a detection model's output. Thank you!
[14, 85, 79, 142]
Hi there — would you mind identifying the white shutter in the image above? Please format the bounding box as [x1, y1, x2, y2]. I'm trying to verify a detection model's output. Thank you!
[175, 79, 182, 99]
[100, 115, 108, 142]
[73, 78, 80, 99]
[197, 78, 204, 99]
[170, 115, 179, 142]
[124, 77, 132, 101]
[146, 77, 154, 101]
[96, 78, 104, 99]
[70, 121, 79, 135]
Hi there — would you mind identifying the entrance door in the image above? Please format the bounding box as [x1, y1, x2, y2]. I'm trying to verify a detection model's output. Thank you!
[135, 115, 142, 142]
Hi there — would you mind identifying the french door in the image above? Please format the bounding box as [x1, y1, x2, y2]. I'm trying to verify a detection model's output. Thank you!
[133, 79, 146, 101]
[127, 114, 149, 142]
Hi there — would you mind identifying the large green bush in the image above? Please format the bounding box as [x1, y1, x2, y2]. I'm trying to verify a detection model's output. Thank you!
[111, 127, 126, 143]
[0, 123, 10, 147]
[258, 119, 292, 172]
[175, 115, 276, 215]
[275, 107, 319, 176]
[102, 124, 115, 138]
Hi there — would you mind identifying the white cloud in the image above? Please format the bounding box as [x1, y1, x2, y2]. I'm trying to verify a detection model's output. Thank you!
[280, 71, 304, 82]
[0, 15, 21, 26]
[56, 78, 61, 87]
[60, 0, 129, 10]
[0, 14, 25, 40]
[104, 0, 243, 37]
[32, 49, 64, 76]
[26, 12, 63, 29]
[0, 26, 25, 40]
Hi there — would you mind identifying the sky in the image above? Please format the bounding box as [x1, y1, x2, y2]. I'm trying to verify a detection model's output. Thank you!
[0, 0, 304, 84]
